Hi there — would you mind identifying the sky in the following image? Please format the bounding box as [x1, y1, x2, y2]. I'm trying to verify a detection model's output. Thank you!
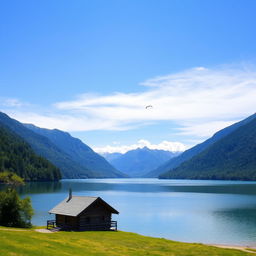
[1, 0, 256, 153]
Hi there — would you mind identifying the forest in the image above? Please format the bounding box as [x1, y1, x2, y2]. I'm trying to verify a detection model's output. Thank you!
[0, 125, 61, 181]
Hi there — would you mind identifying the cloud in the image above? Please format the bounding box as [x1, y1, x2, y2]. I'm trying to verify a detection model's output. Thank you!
[3, 64, 256, 141]
[7, 111, 132, 132]
[0, 98, 28, 108]
[177, 120, 239, 138]
[93, 139, 188, 154]
[54, 64, 256, 135]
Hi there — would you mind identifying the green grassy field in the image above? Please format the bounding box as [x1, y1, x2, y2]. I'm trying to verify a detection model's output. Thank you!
[0, 227, 254, 256]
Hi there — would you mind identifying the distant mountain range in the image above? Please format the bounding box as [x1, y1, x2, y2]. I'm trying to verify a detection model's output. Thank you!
[2, 110, 256, 181]
[0, 124, 61, 181]
[0, 112, 126, 179]
[146, 113, 256, 178]
[102, 152, 123, 162]
[103, 147, 181, 177]
[160, 113, 256, 180]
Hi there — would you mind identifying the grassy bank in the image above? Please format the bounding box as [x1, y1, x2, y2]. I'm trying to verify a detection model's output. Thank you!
[0, 227, 254, 256]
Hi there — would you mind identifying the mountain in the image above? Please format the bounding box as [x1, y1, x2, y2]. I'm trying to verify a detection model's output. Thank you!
[0, 112, 90, 178]
[0, 112, 125, 178]
[0, 124, 61, 181]
[104, 147, 180, 177]
[24, 124, 126, 178]
[102, 152, 123, 162]
[160, 114, 256, 180]
[146, 113, 256, 177]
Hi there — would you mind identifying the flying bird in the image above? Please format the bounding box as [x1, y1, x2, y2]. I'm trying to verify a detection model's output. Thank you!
[145, 105, 153, 109]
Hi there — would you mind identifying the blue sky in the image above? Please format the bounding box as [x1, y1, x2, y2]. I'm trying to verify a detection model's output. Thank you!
[1, 0, 256, 153]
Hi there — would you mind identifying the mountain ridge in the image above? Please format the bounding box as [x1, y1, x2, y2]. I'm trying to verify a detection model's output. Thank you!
[160, 114, 256, 180]
[0, 123, 61, 181]
[24, 123, 127, 178]
[0, 112, 126, 178]
[145, 113, 256, 177]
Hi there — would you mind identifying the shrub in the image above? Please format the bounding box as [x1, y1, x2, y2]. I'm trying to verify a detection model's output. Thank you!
[0, 171, 25, 186]
[0, 188, 34, 228]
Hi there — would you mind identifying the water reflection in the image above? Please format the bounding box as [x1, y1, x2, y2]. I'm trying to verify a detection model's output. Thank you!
[60, 179, 256, 195]
[18, 182, 62, 194]
[3, 179, 256, 195]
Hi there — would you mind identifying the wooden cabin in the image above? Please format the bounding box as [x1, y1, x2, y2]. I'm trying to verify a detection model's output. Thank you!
[48, 190, 119, 231]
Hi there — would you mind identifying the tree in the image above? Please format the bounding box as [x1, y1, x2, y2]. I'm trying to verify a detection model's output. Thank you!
[0, 171, 25, 186]
[0, 188, 34, 228]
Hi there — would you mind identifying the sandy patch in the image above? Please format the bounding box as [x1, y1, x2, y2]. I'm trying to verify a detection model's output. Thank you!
[208, 244, 256, 254]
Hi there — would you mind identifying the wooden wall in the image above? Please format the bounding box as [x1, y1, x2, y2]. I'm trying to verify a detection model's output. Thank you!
[55, 200, 114, 231]
[56, 214, 78, 229]
[78, 200, 112, 230]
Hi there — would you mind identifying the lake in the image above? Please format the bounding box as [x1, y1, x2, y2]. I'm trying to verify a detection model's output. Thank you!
[8, 178, 256, 246]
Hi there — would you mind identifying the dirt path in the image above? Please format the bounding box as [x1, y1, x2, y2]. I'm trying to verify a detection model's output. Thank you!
[34, 228, 55, 233]
[0, 228, 28, 232]
[0, 227, 58, 233]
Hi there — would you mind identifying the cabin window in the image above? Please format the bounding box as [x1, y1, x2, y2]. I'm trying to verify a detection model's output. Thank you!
[86, 217, 90, 223]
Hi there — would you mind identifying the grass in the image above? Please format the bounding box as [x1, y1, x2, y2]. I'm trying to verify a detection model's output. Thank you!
[0, 226, 254, 256]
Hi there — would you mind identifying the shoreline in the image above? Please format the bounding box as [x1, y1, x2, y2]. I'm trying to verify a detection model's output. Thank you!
[207, 243, 256, 254]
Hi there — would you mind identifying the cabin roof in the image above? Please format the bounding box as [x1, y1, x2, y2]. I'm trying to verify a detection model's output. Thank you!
[49, 196, 119, 217]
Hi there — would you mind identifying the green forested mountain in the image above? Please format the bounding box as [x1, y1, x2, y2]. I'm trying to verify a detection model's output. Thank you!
[160, 115, 256, 180]
[0, 112, 91, 178]
[104, 147, 180, 177]
[24, 124, 127, 178]
[0, 125, 61, 181]
[146, 113, 256, 177]
[0, 112, 126, 178]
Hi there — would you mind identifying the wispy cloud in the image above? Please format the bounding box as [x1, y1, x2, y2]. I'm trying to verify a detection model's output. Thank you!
[0, 98, 29, 108]
[176, 120, 239, 138]
[7, 111, 131, 131]
[4, 64, 256, 142]
[93, 139, 187, 154]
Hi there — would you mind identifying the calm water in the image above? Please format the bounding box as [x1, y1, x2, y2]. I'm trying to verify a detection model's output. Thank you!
[5, 178, 256, 246]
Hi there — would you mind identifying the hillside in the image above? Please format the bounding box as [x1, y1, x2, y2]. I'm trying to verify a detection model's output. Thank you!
[24, 124, 126, 178]
[0, 125, 61, 181]
[0, 227, 253, 256]
[104, 147, 180, 177]
[0, 112, 125, 178]
[160, 116, 256, 180]
[146, 113, 256, 177]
